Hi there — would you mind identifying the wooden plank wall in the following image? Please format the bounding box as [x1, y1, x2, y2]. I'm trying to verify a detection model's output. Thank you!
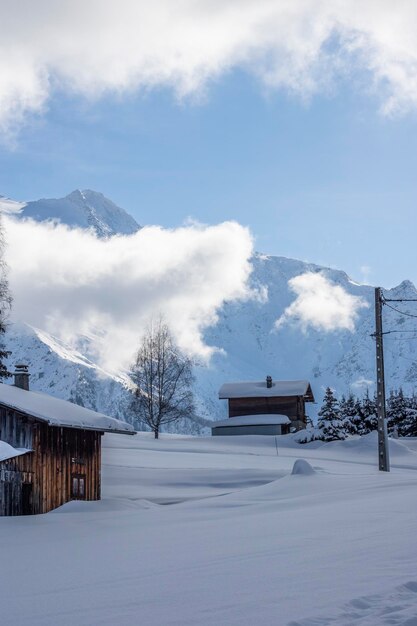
[0, 407, 102, 516]
[228, 396, 304, 420]
[0, 407, 33, 448]
[0, 408, 35, 516]
[0, 458, 25, 516]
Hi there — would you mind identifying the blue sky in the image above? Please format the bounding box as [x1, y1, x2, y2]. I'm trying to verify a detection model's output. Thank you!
[2, 70, 416, 289]
[2, 2, 417, 290]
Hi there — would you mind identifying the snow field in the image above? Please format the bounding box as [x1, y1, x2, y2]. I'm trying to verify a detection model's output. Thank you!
[1, 432, 417, 625]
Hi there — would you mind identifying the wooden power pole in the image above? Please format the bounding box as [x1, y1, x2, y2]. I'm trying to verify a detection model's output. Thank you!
[374, 287, 390, 472]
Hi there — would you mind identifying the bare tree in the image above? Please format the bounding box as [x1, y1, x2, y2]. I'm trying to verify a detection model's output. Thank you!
[130, 319, 195, 438]
[0, 216, 12, 379]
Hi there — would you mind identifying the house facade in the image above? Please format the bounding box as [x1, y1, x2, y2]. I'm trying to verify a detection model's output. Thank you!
[0, 366, 135, 516]
[213, 377, 314, 436]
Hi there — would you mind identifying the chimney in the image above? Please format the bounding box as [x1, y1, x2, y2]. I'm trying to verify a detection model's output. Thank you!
[14, 364, 30, 391]
[266, 375, 272, 389]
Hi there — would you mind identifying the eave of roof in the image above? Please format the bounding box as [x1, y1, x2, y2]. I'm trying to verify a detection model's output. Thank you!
[0, 383, 136, 435]
[218, 380, 315, 402]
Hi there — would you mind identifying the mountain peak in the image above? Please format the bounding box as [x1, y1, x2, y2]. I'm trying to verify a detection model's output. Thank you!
[18, 190, 141, 237]
[68, 189, 105, 201]
[387, 279, 417, 299]
[0, 195, 26, 215]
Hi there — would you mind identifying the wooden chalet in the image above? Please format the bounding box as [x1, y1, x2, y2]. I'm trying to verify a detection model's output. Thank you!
[213, 376, 314, 436]
[0, 365, 135, 516]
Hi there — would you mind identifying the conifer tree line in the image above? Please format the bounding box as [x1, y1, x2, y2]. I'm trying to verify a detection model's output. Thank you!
[314, 387, 417, 441]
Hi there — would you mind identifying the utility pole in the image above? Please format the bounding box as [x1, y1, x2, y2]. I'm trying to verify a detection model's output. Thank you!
[374, 287, 390, 472]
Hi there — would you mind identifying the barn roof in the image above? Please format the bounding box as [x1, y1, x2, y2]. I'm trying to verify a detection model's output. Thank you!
[212, 414, 291, 428]
[218, 379, 314, 401]
[0, 440, 31, 462]
[0, 383, 135, 434]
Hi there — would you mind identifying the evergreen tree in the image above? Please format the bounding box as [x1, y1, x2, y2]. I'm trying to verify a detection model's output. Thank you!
[359, 389, 378, 434]
[339, 393, 361, 435]
[317, 387, 347, 441]
[384, 388, 417, 437]
[406, 393, 417, 436]
[403, 408, 417, 436]
[387, 388, 409, 436]
[338, 394, 347, 415]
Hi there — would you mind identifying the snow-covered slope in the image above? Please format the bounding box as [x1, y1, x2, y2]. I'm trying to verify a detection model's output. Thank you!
[3, 323, 134, 419]
[1, 432, 417, 625]
[3, 323, 208, 434]
[0, 195, 26, 215]
[13, 189, 140, 237]
[196, 256, 417, 420]
[2, 191, 417, 431]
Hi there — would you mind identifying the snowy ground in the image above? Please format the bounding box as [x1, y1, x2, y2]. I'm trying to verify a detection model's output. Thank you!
[1, 432, 417, 626]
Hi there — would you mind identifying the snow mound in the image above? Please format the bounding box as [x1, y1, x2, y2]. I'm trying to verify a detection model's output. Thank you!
[336, 431, 417, 457]
[291, 459, 316, 475]
[292, 429, 318, 444]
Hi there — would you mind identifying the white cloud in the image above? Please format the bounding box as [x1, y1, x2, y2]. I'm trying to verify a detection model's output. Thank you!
[351, 377, 374, 391]
[4, 216, 257, 371]
[275, 271, 368, 333]
[2, 1, 417, 134]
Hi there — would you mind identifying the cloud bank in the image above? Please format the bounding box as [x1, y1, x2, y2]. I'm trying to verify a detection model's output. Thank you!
[4, 217, 257, 371]
[276, 272, 368, 332]
[2, 1, 417, 134]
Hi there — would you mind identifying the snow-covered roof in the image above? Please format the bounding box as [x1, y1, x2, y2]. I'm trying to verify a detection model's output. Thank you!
[212, 414, 291, 428]
[219, 380, 314, 401]
[0, 384, 135, 434]
[0, 440, 31, 462]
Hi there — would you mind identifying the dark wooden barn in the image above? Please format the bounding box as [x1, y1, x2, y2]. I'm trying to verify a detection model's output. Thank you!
[0, 366, 135, 516]
[214, 377, 315, 436]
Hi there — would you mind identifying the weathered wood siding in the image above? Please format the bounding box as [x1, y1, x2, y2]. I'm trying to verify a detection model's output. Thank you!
[0, 407, 33, 448]
[0, 407, 102, 516]
[228, 396, 306, 428]
[0, 456, 32, 516]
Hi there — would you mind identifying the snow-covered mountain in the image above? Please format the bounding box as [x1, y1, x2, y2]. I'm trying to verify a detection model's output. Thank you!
[2, 323, 207, 435]
[2, 190, 417, 432]
[3, 322, 132, 417]
[195, 257, 417, 421]
[4, 189, 140, 237]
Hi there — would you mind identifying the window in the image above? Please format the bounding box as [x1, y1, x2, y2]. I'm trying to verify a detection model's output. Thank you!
[22, 483, 33, 515]
[71, 474, 86, 500]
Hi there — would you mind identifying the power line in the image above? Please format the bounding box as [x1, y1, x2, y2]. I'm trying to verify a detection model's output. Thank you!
[381, 291, 417, 303]
[370, 330, 417, 339]
[382, 301, 417, 319]
[382, 298, 417, 302]
[374, 287, 390, 472]
[371, 288, 417, 472]
[383, 329, 417, 334]
[385, 337, 417, 343]
[383, 345, 417, 363]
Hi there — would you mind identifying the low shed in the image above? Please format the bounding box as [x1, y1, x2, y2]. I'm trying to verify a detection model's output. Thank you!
[211, 414, 290, 436]
[0, 366, 135, 516]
